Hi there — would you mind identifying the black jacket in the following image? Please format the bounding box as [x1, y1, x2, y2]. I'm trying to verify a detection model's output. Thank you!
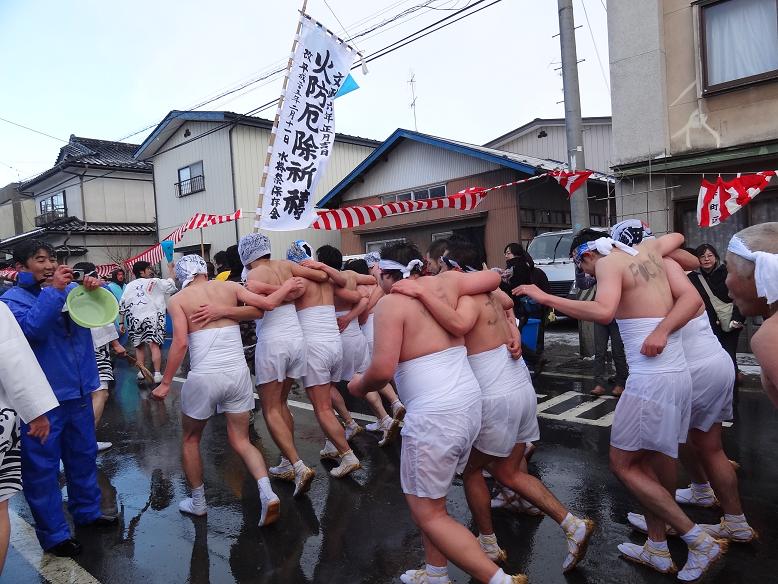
[688, 263, 743, 332]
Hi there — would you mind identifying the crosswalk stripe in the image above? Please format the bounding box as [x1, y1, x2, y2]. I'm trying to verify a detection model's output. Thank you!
[9, 509, 103, 584]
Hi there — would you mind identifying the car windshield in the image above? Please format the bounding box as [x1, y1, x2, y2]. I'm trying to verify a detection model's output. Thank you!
[527, 233, 574, 261]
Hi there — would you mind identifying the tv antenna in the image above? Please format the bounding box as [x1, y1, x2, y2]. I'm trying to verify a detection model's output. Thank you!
[408, 71, 418, 131]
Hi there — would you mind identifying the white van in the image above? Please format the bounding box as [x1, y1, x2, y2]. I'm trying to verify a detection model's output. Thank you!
[527, 228, 607, 298]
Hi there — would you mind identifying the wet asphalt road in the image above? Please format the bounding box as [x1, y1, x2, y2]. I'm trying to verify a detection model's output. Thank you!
[5, 359, 778, 584]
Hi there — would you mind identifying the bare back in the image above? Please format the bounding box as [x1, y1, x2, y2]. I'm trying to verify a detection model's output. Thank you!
[172, 280, 242, 333]
[295, 277, 334, 311]
[463, 292, 512, 355]
[598, 238, 675, 320]
[333, 270, 360, 312]
[247, 259, 295, 306]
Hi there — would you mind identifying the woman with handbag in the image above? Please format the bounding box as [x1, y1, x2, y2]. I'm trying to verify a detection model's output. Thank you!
[688, 244, 744, 382]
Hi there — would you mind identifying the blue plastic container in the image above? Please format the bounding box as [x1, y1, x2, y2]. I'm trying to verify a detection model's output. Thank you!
[521, 318, 541, 352]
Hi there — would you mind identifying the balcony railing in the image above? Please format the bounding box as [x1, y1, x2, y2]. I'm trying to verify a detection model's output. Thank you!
[175, 174, 205, 197]
[35, 209, 67, 227]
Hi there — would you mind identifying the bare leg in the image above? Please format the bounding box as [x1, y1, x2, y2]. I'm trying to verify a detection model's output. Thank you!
[642, 454, 676, 542]
[405, 495, 502, 583]
[91, 389, 109, 427]
[260, 380, 301, 464]
[181, 415, 208, 488]
[610, 447, 694, 537]
[422, 532, 448, 568]
[149, 342, 162, 373]
[690, 426, 743, 515]
[135, 344, 146, 369]
[378, 383, 400, 404]
[462, 449, 499, 536]
[490, 443, 568, 524]
[225, 412, 269, 480]
[679, 442, 708, 484]
[281, 379, 296, 431]
[306, 384, 350, 454]
[364, 391, 390, 420]
[330, 386, 354, 425]
[0, 500, 9, 575]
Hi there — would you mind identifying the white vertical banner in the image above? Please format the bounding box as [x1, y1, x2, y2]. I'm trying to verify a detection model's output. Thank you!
[259, 15, 357, 231]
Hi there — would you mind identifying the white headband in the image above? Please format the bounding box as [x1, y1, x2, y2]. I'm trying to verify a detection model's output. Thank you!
[378, 258, 423, 278]
[573, 237, 639, 263]
[727, 235, 778, 304]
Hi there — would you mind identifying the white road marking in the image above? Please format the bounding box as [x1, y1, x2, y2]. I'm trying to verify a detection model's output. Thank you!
[9, 509, 103, 584]
[535, 391, 580, 413]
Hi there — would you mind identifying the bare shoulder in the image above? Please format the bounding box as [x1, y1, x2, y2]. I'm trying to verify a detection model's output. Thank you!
[752, 316, 778, 351]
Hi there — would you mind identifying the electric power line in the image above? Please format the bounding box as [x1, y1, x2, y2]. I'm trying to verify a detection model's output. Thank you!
[579, 0, 610, 91]
[0, 116, 68, 144]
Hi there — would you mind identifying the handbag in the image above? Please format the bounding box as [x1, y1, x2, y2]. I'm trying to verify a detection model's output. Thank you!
[697, 274, 734, 332]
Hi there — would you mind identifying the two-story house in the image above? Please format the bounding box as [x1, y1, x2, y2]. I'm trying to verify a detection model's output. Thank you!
[608, 0, 778, 250]
[134, 110, 380, 260]
[0, 182, 35, 244]
[0, 136, 157, 268]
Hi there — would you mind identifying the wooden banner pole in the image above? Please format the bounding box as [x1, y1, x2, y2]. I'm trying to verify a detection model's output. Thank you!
[254, 0, 308, 233]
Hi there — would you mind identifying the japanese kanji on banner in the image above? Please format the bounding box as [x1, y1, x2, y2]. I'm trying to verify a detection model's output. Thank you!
[259, 15, 357, 231]
[697, 171, 776, 227]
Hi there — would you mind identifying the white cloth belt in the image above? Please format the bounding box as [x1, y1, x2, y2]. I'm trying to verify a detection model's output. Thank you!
[297, 305, 340, 341]
[256, 303, 301, 339]
[335, 310, 362, 336]
[727, 235, 778, 304]
[616, 317, 688, 375]
[188, 325, 246, 373]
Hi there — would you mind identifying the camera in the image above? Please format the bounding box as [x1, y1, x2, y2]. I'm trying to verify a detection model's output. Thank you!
[71, 270, 96, 283]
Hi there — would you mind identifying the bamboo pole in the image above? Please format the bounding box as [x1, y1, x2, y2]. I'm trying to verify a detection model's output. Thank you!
[254, 0, 309, 233]
[199, 228, 205, 259]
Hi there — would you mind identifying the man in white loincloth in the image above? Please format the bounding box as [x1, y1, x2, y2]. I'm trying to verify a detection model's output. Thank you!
[394, 239, 594, 574]
[120, 260, 177, 383]
[517, 229, 727, 581]
[609, 220, 756, 545]
[0, 302, 59, 574]
[347, 255, 406, 445]
[284, 241, 361, 478]
[724, 222, 778, 408]
[350, 241, 527, 584]
[152, 255, 304, 526]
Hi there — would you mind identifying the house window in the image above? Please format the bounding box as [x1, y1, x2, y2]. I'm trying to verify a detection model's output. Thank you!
[700, 0, 778, 93]
[176, 161, 205, 197]
[366, 238, 405, 254]
[379, 185, 446, 204]
[39, 191, 66, 216]
[432, 231, 453, 241]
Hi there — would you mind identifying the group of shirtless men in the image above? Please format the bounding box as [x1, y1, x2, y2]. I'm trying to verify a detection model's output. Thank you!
[149, 218, 778, 584]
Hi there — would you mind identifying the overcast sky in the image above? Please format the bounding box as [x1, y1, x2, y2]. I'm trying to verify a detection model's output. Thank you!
[0, 0, 611, 187]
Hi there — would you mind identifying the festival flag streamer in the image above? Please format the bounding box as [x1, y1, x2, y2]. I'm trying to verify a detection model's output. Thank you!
[310, 169, 590, 230]
[125, 210, 242, 269]
[697, 171, 776, 227]
[550, 169, 594, 198]
[258, 14, 358, 231]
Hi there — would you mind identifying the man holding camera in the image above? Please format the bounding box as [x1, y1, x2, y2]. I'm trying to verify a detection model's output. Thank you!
[1, 240, 117, 557]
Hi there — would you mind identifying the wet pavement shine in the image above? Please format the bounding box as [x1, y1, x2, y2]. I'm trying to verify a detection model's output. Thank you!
[6, 360, 778, 584]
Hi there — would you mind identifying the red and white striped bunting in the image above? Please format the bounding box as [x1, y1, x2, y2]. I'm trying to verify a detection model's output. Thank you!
[311, 169, 593, 230]
[697, 171, 776, 227]
[125, 210, 242, 269]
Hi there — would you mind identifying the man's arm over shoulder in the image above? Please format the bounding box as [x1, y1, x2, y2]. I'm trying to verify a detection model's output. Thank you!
[443, 270, 501, 297]
[289, 261, 328, 283]
[651, 233, 685, 258]
[752, 316, 778, 408]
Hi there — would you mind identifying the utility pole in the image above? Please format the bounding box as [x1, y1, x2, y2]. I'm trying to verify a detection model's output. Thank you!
[558, 0, 590, 233]
[557, 0, 594, 356]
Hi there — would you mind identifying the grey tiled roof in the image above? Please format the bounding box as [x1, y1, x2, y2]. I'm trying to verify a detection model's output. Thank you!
[0, 217, 156, 250]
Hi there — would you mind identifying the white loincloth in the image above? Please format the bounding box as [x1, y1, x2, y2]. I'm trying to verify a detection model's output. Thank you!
[182, 325, 254, 420]
[298, 306, 342, 388]
[395, 346, 482, 499]
[612, 318, 692, 458]
[681, 313, 734, 431]
[336, 310, 370, 381]
[468, 345, 540, 457]
[254, 303, 306, 385]
[361, 313, 375, 356]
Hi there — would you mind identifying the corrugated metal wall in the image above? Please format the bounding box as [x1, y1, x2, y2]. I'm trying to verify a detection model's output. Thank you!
[341, 140, 502, 202]
[497, 123, 613, 174]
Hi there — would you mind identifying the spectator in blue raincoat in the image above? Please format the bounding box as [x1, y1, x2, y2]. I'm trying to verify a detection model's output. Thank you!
[0, 240, 117, 557]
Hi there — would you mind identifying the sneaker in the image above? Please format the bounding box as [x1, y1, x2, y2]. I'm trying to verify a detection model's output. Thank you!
[675, 484, 718, 508]
[562, 517, 595, 572]
[617, 541, 677, 574]
[96, 441, 113, 452]
[344, 422, 363, 441]
[330, 450, 360, 478]
[269, 457, 295, 481]
[178, 497, 207, 516]
[699, 518, 757, 543]
[258, 491, 280, 527]
[678, 534, 728, 581]
[293, 465, 316, 498]
[400, 568, 451, 584]
[626, 512, 677, 536]
[153, 372, 163, 384]
[47, 538, 82, 557]
[319, 440, 340, 460]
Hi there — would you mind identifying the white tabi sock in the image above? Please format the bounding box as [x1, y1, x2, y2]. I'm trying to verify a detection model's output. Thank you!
[488, 568, 512, 584]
